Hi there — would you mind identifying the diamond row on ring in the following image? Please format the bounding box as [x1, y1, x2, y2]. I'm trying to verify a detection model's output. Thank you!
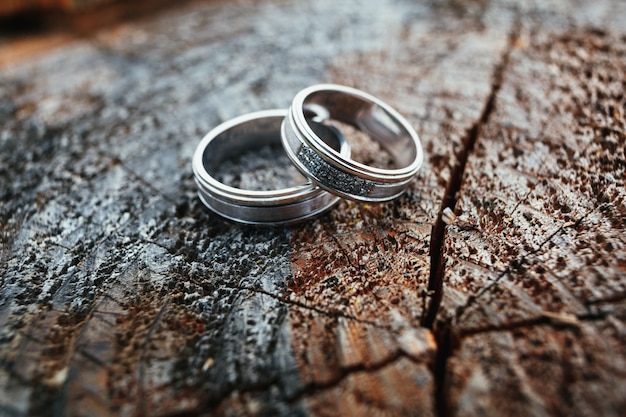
[297, 144, 375, 197]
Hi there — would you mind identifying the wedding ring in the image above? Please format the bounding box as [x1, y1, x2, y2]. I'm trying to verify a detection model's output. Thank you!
[192, 109, 350, 225]
[282, 84, 424, 202]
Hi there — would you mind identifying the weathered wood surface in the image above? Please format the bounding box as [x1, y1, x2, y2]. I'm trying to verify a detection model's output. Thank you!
[0, 0, 624, 416]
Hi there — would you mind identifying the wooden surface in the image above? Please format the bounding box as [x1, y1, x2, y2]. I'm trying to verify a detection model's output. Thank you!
[0, 0, 156, 17]
[0, 0, 624, 416]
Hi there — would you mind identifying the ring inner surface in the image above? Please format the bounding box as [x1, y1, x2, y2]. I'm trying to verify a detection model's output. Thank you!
[304, 91, 417, 169]
[204, 116, 345, 191]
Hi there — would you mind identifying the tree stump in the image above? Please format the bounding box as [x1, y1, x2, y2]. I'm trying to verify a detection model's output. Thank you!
[0, 0, 624, 416]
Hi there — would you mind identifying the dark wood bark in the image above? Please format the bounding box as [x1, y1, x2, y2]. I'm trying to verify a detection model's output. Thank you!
[0, 1, 624, 416]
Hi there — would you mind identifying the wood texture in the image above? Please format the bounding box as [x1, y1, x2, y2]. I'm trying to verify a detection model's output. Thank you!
[0, 0, 149, 16]
[0, 0, 624, 416]
[440, 22, 626, 417]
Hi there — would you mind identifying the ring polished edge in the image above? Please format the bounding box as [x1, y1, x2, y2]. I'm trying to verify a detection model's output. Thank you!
[282, 84, 424, 202]
[192, 109, 350, 225]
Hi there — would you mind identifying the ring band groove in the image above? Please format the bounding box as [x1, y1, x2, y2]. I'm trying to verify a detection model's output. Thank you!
[281, 84, 424, 202]
[192, 109, 350, 225]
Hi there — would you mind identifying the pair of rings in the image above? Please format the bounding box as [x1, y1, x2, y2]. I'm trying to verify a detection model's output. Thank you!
[192, 84, 424, 225]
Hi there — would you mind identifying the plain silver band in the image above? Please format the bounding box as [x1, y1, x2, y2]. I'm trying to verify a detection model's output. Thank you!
[281, 84, 424, 202]
[192, 109, 350, 225]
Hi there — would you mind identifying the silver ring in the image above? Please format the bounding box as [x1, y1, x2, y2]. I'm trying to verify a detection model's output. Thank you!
[281, 84, 424, 202]
[192, 109, 350, 225]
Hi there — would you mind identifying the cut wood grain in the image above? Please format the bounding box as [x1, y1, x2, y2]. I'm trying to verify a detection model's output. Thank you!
[438, 15, 626, 417]
[0, 0, 624, 416]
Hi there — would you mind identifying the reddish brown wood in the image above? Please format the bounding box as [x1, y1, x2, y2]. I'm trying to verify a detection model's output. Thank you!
[439, 23, 626, 417]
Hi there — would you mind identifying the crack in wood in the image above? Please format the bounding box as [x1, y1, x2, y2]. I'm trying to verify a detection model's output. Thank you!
[284, 350, 405, 404]
[116, 156, 178, 205]
[422, 21, 521, 417]
[164, 348, 413, 417]
[192, 351, 410, 415]
[423, 25, 519, 329]
[458, 308, 615, 337]
[417, 22, 626, 415]
[138, 296, 171, 416]
[137, 234, 393, 330]
[76, 347, 109, 369]
[328, 231, 359, 271]
[453, 206, 595, 324]
[585, 291, 626, 305]
[2, 2, 623, 415]
[235, 284, 388, 330]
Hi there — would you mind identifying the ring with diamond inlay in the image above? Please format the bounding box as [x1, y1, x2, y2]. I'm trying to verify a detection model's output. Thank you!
[281, 84, 424, 202]
[192, 109, 350, 225]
